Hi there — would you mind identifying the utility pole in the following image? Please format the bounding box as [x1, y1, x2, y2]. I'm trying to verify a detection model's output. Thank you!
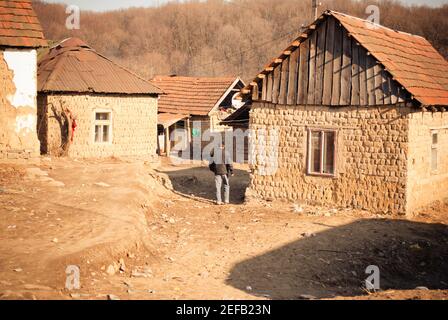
[312, 0, 319, 20]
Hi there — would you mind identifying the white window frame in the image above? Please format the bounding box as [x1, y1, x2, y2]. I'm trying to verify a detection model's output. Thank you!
[431, 130, 438, 174]
[307, 128, 337, 177]
[93, 109, 113, 144]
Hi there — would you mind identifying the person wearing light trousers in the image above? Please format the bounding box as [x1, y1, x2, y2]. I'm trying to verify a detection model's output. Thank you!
[209, 144, 234, 205]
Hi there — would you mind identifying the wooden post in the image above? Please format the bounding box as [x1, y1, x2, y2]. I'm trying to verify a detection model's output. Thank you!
[288, 48, 300, 105]
[351, 44, 360, 105]
[252, 82, 259, 101]
[366, 55, 376, 106]
[165, 126, 170, 155]
[358, 47, 368, 106]
[374, 64, 384, 105]
[340, 29, 352, 105]
[307, 31, 317, 105]
[315, 20, 327, 105]
[323, 17, 335, 105]
[272, 65, 281, 104]
[186, 118, 191, 144]
[279, 57, 289, 105]
[331, 24, 343, 106]
[298, 39, 309, 105]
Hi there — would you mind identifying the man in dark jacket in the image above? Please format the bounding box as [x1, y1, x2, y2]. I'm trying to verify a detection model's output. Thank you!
[209, 143, 233, 205]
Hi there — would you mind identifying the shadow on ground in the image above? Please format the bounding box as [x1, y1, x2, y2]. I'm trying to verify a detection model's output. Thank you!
[227, 219, 448, 299]
[160, 166, 250, 204]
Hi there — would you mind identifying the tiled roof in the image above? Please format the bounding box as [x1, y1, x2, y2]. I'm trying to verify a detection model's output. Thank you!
[38, 38, 162, 95]
[151, 76, 239, 116]
[0, 0, 47, 48]
[331, 11, 448, 106]
[244, 10, 448, 107]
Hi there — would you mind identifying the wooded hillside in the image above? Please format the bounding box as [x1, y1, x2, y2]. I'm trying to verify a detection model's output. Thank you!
[33, 0, 448, 81]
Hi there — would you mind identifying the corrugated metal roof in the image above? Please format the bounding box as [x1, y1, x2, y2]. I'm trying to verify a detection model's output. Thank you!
[151, 76, 238, 116]
[38, 38, 162, 95]
[0, 0, 47, 48]
[243, 10, 448, 107]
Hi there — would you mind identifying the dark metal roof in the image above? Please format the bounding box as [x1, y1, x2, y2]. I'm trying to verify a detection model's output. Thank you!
[38, 38, 162, 95]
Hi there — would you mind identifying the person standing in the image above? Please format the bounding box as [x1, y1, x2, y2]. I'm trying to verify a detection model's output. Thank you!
[209, 143, 233, 205]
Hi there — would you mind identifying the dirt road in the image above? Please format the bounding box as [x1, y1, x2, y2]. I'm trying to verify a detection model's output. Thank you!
[0, 158, 447, 300]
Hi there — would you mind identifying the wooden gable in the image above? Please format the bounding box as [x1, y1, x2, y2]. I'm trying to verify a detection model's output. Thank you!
[251, 16, 411, 106]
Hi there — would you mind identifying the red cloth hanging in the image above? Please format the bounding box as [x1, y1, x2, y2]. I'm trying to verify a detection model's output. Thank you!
[71, 119, 77, 142]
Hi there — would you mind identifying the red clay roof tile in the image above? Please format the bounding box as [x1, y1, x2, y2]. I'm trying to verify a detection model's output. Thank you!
[245, 10, 448, 107]
[331, 11, 448, 106]
[151, 76, 240, 116]
[0, 0, 46, 48]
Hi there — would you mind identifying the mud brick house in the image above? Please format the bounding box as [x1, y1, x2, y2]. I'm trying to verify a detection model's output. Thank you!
[240, 10, 448, 215]
[150, 76, 245, 156]
[0, 0, 47, 160]
[37, 38, 162, 159]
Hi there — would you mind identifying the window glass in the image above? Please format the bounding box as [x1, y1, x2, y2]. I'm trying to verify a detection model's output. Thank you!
[310, 131, 321, 173]
[308, 130, 336, 176]
[431, 132, 438, 172]
[95, 125, 101, 143]
[103, 125, 110, 142]
[432, 133, 438, 145]
[96, 113, 110, 121]
[323, 131, 335, 174]
[94, 111, 112, 143]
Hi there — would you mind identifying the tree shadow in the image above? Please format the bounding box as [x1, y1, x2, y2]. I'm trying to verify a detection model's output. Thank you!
[159, 166, 250, 204]
[226, 219, 448, 299]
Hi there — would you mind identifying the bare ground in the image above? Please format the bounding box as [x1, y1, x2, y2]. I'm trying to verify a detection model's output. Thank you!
[0, 157, 447, 300]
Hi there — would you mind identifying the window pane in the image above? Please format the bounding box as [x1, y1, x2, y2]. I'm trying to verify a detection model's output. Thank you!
[432, 148, 438, 171]
[432, 133, 438, 145]
[310, 131, 321, 173]
[95, 125, 101, 142]
[96, 112, 110, 121]
[103, 125, 110, 142]
[323, 132, 335, 174]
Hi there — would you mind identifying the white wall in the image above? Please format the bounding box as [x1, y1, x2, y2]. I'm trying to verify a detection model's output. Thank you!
[0, 48, 40, 159]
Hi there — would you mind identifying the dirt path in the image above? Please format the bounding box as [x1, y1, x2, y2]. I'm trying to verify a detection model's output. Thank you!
[0, 158, 447, 300]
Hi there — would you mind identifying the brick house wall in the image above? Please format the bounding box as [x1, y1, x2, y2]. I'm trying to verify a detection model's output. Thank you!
[37, 93, 158, 159]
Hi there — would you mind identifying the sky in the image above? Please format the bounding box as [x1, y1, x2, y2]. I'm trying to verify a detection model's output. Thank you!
[43, 0, 448, 12]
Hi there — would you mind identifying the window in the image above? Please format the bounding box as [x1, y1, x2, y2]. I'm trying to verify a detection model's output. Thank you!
[307, 129, 336, 176]
[94, 111, 112, 143]
[431, 131, 438, 172]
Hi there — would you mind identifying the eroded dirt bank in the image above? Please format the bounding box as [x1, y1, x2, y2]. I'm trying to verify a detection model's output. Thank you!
[0, 158, 447, 300]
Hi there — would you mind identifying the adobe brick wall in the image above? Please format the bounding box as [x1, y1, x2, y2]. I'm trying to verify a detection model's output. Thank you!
[0, 49, 40, 160]
[407, 111, 448, 213]
[38, 93, 158, 159]
[247, 102, 411, 215]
